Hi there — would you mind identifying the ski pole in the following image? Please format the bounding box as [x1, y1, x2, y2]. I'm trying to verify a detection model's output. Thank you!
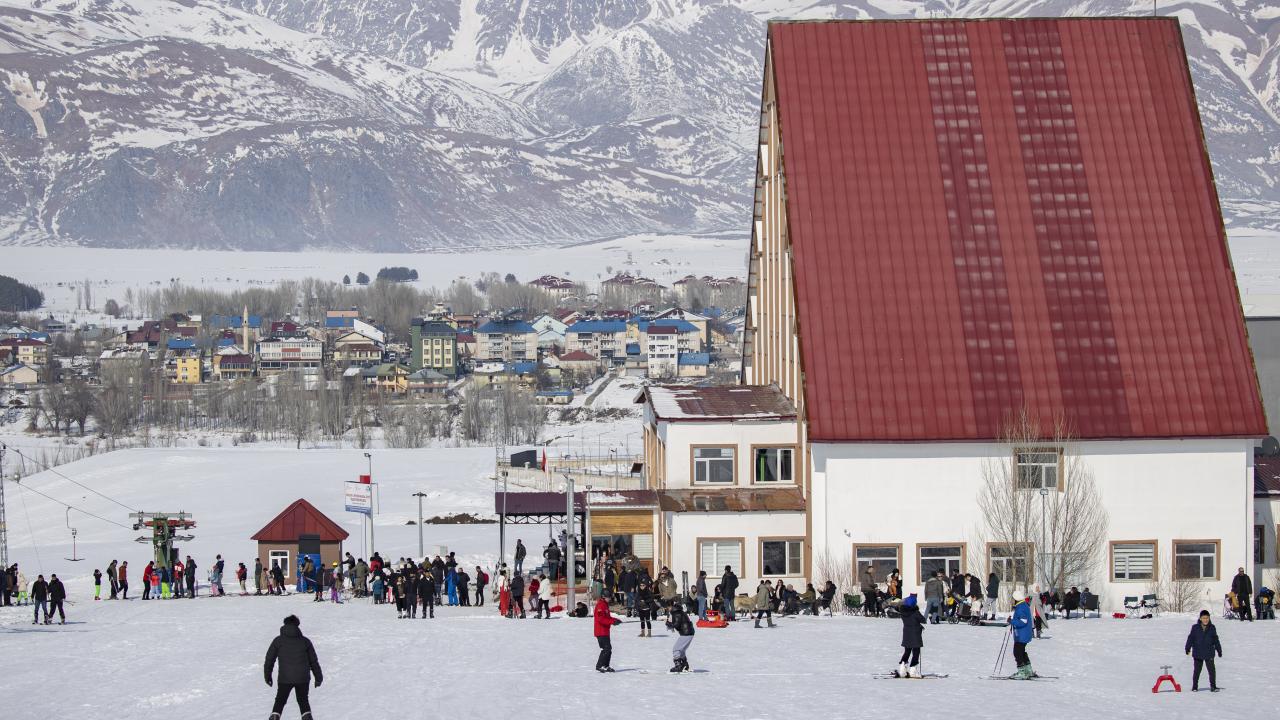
[994, 625, 1011, 676]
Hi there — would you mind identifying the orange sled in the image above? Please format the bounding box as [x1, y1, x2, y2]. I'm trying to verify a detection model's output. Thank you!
[697, 611, 729, 628]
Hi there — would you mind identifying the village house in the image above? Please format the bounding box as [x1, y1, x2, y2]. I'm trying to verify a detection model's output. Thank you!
[0, 363, 38, 387]
[677, 352, 710, 378]
[257, 336, 323, 373]
[0, 338, 48, 367]
[407, 367, 450, 396]
[251, 499, 349, 583]
[644, 325, 679, 378]
[212, 346, 254, 381]
[532, 314, 569, 351]
[164, 338, 202, 384]
[528, 274, 578, 300]
[640, 17, 1266, 612]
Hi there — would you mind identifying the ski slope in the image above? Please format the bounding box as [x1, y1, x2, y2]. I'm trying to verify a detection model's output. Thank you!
[0, 594, 1272, 718]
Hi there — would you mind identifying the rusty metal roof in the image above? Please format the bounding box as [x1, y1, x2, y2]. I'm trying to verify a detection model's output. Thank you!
[495, 491, 659, 516]
[1256, 455, 1280, 496]
[641, 384, 796, 421]
[767, 18, 1265, 442]
[251, 499, 350, 543]
[658, 488, 806, 513]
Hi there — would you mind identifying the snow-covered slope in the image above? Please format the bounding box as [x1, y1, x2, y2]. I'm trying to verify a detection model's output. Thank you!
[1, 0, 1277, 249]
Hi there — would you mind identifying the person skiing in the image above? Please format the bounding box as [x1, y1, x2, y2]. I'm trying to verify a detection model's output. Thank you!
[93, 568, 102, 601]
[31, 574, 48, 624]
[1230, 568, 1253, 622]
[1185, 609, 1222, 692]
[329, 563, 343, 604]
[593, 594, 621, 672]
[720, 565, 739, 621]
[514, 539, 526, 574]
[264, 615, 323, 720]
[753, 580, 776, 628]
[1008, 592, 1036, 679]
[47, 574, 67, 624]
[897, 594, 925, 678]
[670, 601, 695, 673]
[212, 554, 226, 596]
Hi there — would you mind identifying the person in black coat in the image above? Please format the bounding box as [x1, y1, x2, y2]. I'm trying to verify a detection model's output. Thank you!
[1184, 610, 1222, 692]
[721, 566, 739, 621]
[670, 603, 696, 672]
[510, 572, 526, 618]
[420, 572, 436, 618]
[897, 594, 925, 678]
[265, 615, 323, 719]
[403, 570, 418, 618]
[1230, 568, 1253, 621]
[31, 574, 48, 625]
[985, 572, 1000, 620]
[46, 574, 66, 624]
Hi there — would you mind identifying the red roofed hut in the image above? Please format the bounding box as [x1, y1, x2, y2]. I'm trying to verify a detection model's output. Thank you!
[251, 499, 349, 583]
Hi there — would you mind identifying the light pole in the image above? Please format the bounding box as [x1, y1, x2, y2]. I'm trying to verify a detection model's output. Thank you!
[412, 492, 427, 558]
[499, 470, 509, 567]
[584, 483, 593, 579]
[1039, 487, 1049, 588]
[364, 452, 375, 558]
[564, 472, 576, 609]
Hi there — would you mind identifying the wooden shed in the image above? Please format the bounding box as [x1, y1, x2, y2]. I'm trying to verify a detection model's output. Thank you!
[251, 499, 349, 582]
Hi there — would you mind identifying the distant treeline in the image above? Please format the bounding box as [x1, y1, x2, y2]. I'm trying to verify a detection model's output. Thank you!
[376, 267, 419, 282]
[0, 275, 44, 312]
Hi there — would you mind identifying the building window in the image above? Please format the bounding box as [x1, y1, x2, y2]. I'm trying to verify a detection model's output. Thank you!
[1173, 541, 1219, 581]
[989, 543, 1032, 585]
[1015, 449, 1060, 490]
[700, 539, 742, 576]
[1110, 542, 1155, 582]
[692, 446, 735, 484]
[854, 544, 900, 583]
[268, 550, 290, 578]
[1254, 526, 1264, 565]
[761, 539, 803, 577]
[753, 447, 794, 483]
[919, 544, 964, 583]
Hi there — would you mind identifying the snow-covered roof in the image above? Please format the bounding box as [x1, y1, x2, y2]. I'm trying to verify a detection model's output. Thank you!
[640, 385, 796, 421]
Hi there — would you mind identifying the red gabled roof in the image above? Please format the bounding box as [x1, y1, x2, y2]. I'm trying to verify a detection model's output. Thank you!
[558, 350, 597, 361]
[251, 499, 349, 543]
[767, 18, 1265, 442]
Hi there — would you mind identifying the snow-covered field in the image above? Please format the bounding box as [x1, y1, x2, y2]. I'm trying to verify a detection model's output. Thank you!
[3, 232, 747, 316]
[1, 593, 1271, 718]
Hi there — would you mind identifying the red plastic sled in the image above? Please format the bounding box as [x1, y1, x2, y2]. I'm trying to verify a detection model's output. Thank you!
[697, 610, 729, 628]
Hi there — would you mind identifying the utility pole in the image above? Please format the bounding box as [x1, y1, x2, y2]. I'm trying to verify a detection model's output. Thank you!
[564, 472, 575, 609]
[364, 453, 375, 558]
[0, 443, 8, 571]
[412, 492, 427, 558]
[494, 387, 506, 566]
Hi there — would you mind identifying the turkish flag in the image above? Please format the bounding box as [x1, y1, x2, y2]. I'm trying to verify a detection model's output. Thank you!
[358, 474, 371, 484]
[540, 449, 547, 471]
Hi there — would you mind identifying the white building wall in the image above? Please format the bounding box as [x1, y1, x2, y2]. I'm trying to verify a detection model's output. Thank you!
[657, 419, 799, 488]
[667, 511, 807, 593]
[811, 439, 1254, 612]
[1256, 495, 1279, 593]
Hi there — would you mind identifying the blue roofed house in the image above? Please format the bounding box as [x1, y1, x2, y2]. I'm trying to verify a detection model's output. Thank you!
[565, 319, 627, 368]
[677, 352, 710, 378]
[477, 320, 537, 362]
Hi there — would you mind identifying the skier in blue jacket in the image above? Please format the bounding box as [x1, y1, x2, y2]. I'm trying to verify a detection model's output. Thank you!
[1008, 592, 1036, 679]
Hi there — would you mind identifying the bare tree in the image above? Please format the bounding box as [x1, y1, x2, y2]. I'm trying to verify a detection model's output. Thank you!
[973, 411, 1109, 603]
[95, 362, 145, 445]
[1148, 548, 1207, 613]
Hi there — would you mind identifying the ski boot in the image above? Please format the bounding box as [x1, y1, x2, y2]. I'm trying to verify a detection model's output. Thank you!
[670, 660, 683, 673]
[896, 662, 908, 678]
[908, 665, 921, 679]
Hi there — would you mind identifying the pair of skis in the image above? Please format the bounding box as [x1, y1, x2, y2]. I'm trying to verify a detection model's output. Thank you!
[872, 672, 1058, 681]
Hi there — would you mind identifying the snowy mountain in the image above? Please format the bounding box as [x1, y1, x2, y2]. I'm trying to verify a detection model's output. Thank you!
[0, 0, 1277, 250]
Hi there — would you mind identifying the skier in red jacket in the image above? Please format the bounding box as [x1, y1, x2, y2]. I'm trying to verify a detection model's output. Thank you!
[594, 596, 621, 672]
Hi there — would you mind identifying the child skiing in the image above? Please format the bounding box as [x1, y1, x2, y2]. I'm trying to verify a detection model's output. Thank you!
[593, 594, 621, 672]
[670, 602, 695, 673]
[897, 593, 925, 678]
[93, 568, 102, 601]
[1008, 592, 1036, 679]
[1184, 609, 1222, 692]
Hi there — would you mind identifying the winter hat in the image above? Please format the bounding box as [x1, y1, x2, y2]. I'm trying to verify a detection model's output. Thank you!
[904, 594, 918, 608]
[283, 615, 300, 626]
[1199, 610, 1211, 618]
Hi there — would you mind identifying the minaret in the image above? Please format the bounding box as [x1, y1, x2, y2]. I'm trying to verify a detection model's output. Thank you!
[242, 304, 249, 352]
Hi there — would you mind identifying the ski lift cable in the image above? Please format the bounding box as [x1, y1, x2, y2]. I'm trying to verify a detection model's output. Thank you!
[15, 479, 44, 574]
[2, 442, 139, 513]
[13, 479, 133, 531]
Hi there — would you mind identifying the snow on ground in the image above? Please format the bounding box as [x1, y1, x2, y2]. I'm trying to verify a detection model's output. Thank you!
[0, 593, 1272, 718]
[1, 447, 512, 598]
[3, 232, 747, 316]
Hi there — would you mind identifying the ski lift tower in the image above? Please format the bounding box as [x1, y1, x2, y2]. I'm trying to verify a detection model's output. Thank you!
[131, 512, 196, 573]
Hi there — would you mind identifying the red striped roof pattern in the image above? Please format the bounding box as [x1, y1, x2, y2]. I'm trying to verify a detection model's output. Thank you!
[768, 18, 1264, 442]
[251, 499, 349, 543]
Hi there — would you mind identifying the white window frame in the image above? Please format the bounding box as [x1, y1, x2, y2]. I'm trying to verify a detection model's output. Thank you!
[1015, 448, 1061, 491]
[692, 446, 736, 485]
[1110, 541, 1156, 582]
[268, 550, 291, 579]
[761, 539, 803, 577]
[753, 446, 794, 484]
[699, 539, 742, 577]
[1173, 540, 1219, 581]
